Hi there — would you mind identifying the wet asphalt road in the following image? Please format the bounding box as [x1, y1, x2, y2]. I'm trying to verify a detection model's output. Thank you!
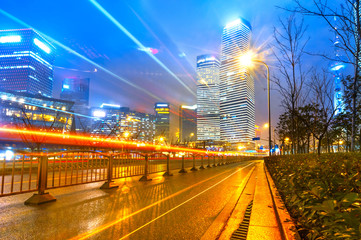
[0, 160, 257, 240]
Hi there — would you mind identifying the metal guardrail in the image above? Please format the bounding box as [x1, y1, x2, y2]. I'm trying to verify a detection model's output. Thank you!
[0, 150, 251, 204]
[0, 154, 39, 196]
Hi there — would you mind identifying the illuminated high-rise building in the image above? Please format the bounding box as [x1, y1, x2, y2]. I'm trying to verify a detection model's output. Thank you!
[0, 29, 55, 97]
[60, 77, 90, 132]
[219, 18, 255, 144]
[196, 54, 220, 141]
[154, 103, 170, 142]
[179, 105, 197, 143]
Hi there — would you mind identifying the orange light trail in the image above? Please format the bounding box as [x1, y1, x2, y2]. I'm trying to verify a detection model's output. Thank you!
[0, 127, 253, 156]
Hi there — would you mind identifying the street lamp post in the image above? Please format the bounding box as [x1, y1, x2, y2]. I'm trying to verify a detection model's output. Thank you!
[239, 52, 271, 156]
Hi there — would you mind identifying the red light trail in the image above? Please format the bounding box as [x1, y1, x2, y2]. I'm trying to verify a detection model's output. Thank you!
[0, 127, 251, 156]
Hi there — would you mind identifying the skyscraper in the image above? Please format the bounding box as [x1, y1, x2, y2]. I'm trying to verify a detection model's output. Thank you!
[60, 77, 90, 132]
[219, 18, 255, 144]
[196, 54, 221, 141]
[179, 105, 197, 143]
[0, 29, 55, 97]
[154, 103, 170, 142]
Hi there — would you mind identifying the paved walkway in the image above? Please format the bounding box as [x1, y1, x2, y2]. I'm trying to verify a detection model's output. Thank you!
[203, 161, 299, 240]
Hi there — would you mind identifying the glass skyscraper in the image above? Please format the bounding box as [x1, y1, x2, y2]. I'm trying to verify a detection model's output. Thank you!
[0, 29, 55, 97]
[219, 18, 255, 144]
[196, 54, 220, 141]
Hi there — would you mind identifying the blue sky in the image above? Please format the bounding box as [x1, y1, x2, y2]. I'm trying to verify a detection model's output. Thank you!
[0, 0, 336, 136]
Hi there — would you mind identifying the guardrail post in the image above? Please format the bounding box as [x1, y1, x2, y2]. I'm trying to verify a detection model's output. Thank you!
[190, 155, 198, 171]
[25, 155, 56, 205]
[207, 155, 211, 168]
[220, 155, 224, 165]
[179, 155, 187, 173]
[163, 154, 173, 176]
[101, 155, 119, 189]
[199, 155, 205, 169]
[139, 154, 152, 181]
[213, 155, 216, 167]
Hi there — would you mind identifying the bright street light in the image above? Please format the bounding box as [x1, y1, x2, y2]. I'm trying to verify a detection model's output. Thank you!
[263, 123, 269, 128]
[239, 51, 256, 67]
[239, 51, 271, 156]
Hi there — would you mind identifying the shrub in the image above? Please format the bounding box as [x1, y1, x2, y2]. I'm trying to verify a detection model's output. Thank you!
[265, 153, 361, 240]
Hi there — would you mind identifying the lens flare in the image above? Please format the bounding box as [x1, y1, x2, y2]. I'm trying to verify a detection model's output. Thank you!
[89, 0, 196, 97]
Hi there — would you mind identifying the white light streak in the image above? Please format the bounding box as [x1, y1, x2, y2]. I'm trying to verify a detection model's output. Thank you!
[89, 0, 196, 97]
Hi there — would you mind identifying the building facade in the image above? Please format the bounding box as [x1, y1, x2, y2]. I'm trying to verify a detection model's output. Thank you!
[154, 103, 170, 143]
[0, 89, 73, 132]
[179, 105, 197, 143]
[0, 29, 55, 97]
[91, 104, 155, 142]
[196, 54, 221, 141]
[60, 77, 90, 132]
[219, 18, 255, 144]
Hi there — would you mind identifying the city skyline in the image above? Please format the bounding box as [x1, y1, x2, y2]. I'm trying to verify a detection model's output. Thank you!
[0, 1, 349, 148]
[0, 0, 336, 126]
[0, 2, 361, 239]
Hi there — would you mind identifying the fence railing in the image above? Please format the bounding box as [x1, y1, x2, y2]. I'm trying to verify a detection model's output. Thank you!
[0, 150, 257, 204]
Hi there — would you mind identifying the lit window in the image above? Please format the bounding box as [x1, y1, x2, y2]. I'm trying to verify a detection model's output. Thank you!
[34, 38, 51, 54]
[0, 35, 21, 43]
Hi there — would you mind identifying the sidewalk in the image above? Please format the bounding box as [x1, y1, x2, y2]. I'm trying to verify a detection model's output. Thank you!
[246, 161, 283, 239]
[203, 161, 300, 240]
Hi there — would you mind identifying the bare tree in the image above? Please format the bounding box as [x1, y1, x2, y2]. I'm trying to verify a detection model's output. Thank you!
[287, 0, 361, 150]
[272, 14, 310, 154]
[308, 70, 338, 154]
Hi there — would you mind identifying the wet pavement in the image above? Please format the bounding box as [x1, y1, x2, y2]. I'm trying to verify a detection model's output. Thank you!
[0, 160, 257, 240]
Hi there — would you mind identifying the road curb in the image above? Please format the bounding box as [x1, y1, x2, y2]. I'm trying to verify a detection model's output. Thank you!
[264, 164, 301, 240]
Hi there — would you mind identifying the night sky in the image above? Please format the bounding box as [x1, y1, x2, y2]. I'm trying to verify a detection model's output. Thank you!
[0, 0, 339, 139]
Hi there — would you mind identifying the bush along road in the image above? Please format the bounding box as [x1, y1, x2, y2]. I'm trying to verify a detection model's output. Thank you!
[265, 153, 361, 240]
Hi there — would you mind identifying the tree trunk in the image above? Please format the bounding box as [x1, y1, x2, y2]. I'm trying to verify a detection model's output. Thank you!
[307, 134, 310, 153]
[313, 135, 316, 153]
[317, 137, 322, 155]
[346, 132, 349, 152]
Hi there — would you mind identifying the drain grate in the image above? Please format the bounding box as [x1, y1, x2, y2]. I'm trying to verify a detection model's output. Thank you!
[230, 200, 253, 240]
